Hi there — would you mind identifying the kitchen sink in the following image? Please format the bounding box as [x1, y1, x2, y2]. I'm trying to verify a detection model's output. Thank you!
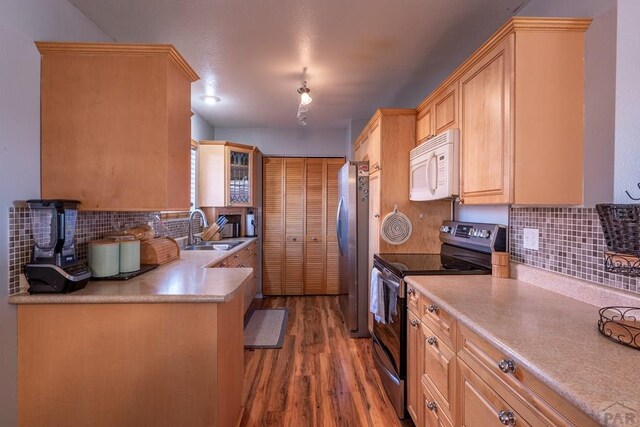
[183, 240, 244, 251]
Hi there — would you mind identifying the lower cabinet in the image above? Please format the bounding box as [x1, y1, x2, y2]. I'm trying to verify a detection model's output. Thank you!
[406, 288, 598, 427]
[212, 240, 258, 314]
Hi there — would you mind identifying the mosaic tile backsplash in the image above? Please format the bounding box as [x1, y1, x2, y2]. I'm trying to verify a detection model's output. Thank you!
[8, 208, 203, 295]
[510, 207, 639, 294]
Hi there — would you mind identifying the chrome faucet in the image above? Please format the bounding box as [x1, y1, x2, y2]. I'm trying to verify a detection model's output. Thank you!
[188, 209, 209, 246]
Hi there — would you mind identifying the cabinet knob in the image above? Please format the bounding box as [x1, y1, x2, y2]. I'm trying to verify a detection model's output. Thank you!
[234, 255, 239, 259]
[292, 237, 297, 241]
[374, 213, 380, 218]
[410, 319, 419, 327]
[312, 237, 317, 241]
[498, 410, 516, 425]
[427, 336, 437, 346]
[498, 359, 516, 374]
[426, 401, 437, 411]
[426, 304, 439, 314]
[407, 288, 415, 296]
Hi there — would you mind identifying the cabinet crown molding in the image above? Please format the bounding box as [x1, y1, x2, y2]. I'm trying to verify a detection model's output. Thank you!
[35, 41, 200, 82]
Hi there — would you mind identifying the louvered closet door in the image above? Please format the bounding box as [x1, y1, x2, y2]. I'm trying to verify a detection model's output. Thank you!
[262, 157, 284, 295]
[304, 158, 325, 294]
[325, 159, 344, 294]
[284, 158, 305, 295]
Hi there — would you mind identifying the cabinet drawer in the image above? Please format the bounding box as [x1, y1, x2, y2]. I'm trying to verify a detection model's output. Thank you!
[458, 324, 597, 427]
[421, 377, 454, 427]
[458, 358, 530, 427]
[420, 295, 456, 349]
[421, 322, 455, 422]
[407, 285, 422, 315]
[228, 252, 243, 268]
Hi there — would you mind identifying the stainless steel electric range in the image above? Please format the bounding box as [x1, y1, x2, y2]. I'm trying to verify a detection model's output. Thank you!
[371, 220, 507, 419]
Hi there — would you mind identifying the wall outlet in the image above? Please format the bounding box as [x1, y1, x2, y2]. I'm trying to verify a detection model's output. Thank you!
[523, 227, 540, 250]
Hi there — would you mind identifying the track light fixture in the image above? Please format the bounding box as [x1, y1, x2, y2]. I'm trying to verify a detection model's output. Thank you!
[296, 81, 312, 125]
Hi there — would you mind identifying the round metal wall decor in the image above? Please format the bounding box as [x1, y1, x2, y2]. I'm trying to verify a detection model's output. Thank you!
[380, 207, 412, 245]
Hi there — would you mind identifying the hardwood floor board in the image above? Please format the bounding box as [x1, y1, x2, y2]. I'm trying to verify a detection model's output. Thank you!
[241, 296, 412, 427]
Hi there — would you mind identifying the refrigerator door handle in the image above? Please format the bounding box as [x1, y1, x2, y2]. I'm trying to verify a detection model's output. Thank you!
[336, 197, 344, 255]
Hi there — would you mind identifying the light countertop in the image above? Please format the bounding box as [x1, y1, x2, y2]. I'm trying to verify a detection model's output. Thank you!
[8, 238, 257, 304]
[405, 274, 640, 426]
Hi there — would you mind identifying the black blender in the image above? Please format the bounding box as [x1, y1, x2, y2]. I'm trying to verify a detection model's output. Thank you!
[23, 199, 91, 293]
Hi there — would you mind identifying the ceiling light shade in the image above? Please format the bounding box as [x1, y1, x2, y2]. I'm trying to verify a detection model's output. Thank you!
[201, 95, 220, 105]
[297, 81, 312, 105]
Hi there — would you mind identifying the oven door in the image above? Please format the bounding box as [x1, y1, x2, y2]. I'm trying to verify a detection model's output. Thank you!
[371, 266, 407, 418]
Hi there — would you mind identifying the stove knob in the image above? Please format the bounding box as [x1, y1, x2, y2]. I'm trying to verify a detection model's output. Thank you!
[480, 230, 491, 239]
[440, 226, 452, 233]
[468, 228, 474, 237]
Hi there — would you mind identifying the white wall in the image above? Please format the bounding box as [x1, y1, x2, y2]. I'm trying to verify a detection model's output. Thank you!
[191, 112, 215, 141]
[614, 0, 640, 203]
[0, 1, 111, 425]
[213, 127, 348, 157]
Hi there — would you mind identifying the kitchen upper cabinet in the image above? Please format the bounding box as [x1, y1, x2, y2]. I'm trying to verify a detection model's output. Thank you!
[367, 121, 381, 172]
[416, 81, 458, 144]
[263, 157, 344, 296]
[458, 18, 590, 205]
[37, 42, 198, 211]
[199, 141, 258, 207]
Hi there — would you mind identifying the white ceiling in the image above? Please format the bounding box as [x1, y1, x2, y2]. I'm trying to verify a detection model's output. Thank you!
[67, 0, 529, 129]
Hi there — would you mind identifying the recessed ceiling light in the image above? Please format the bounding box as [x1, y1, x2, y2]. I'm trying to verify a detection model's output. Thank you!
[201, 95, 220, 105]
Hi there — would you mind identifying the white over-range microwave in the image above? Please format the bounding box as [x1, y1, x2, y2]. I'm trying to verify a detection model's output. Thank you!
[409, 129, 459, 201]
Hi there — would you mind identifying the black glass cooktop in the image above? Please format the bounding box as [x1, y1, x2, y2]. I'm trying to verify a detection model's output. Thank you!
[373, 252, 490, 278]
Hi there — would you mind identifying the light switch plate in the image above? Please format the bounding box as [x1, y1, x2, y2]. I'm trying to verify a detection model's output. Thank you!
[523, 227, 539, 251]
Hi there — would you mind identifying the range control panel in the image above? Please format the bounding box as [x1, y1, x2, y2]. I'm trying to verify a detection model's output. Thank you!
[439, 221, 507, 253]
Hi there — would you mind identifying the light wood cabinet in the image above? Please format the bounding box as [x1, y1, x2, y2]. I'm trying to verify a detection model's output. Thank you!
[413, 18, 591, 205]
[406, 285, 598, 427]
[407, 306, 423, 426]
[37, 42, 199, 211]
[263, 157, 344, 296]
[416, 81, 459, 144]
[460, 19, 589, 205]
[367, 121, 381, 172]
[18, 293, 244, 426]
[211, 240, 258, 314]
[199, 141, 259, 207]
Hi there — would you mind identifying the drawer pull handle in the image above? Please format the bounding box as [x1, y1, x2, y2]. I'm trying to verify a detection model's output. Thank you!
[292, 237, 297, 241]
[410, 319, 419, 327]
[498, 410, 516, 425]
[498, 359, 516, 374]
[407, 288, 415, 296]
[427, 336, 437, 345]
[426, 304, 439, 314]
[426, 401, 437, 411]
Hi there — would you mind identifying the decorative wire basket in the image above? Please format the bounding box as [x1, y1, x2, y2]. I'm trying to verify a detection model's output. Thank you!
[596, 204, 640, 276]
[598, 306, 640, 350]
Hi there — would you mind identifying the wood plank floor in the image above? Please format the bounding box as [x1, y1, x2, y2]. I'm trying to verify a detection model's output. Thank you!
[239, 296, 414, 426]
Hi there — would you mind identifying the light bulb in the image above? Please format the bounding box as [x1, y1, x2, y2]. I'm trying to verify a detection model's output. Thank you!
[300, 92, 312, 105]
[201, 95, 220, 105]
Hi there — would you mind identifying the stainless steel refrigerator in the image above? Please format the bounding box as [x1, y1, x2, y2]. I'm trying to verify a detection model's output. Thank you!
[337, 161, 370, 338]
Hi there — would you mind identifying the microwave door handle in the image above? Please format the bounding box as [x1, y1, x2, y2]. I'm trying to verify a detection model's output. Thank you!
[427, 152, 438, 194]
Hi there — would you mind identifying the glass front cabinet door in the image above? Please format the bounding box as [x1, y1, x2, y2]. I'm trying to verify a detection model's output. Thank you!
[227, 146, 253, 206]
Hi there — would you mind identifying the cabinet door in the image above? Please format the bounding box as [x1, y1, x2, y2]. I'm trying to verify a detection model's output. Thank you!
[284, 158, 305, 295]
[423, 380, 454, 427]
[262, 157, 284, 295]
[325, 159, 343, 294]
[304, 158, 325, 294]
[416, 104, 434, 144]
[368, 121, 381, 172]
[421, 322, 456, 421]
[367, 172, 381, 332]
[226, 146, 253, 206]
[458, 359, 530, 427]
[433, 81, 459, 135]
[460, 34, 514, 204]
[407, 311, 423, 426]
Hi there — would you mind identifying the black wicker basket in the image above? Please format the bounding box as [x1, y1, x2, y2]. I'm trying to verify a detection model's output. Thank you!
[595, 204, 640, 256]
[598, 306, 640, 350]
